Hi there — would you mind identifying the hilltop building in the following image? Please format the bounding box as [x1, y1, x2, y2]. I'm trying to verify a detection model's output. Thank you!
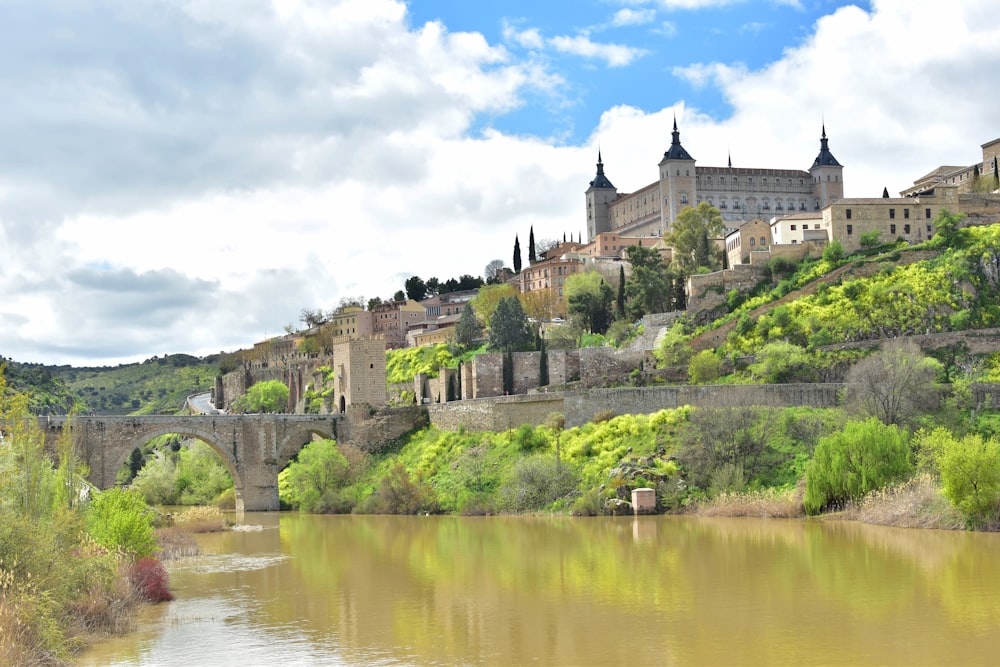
[586, 119, 844, 241]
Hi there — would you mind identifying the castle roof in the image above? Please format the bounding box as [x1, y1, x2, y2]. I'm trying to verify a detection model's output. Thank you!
[661, 117, 694, 162]
[587, 150, 616, 190]
[810, 124, 841, 169]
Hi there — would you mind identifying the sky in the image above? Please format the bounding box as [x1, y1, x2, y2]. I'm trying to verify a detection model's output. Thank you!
[1, 0, 999, 367]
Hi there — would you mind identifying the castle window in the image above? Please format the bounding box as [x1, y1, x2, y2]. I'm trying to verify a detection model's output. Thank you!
[925, 208, 932, 219]
[847, 224, 853, 235]
[890, 224, 896, 235]
[904, 224, 911, 234]
[763, 178, 767, 186]
[706, 176, 712, 185]
[904, 209, 910, 219]
[800, 203, 806, 211]
[846, 209, 852, 219]
[889, 209, 895, 219]
[681, 192, 688, 204]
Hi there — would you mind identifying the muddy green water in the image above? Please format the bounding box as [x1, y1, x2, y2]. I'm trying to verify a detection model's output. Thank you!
[78, 513, 1000, 666]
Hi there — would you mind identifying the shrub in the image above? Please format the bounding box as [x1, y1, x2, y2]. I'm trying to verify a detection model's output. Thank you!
[917, 428, 1000, 526]
[803, 418, 912, 514]
[495, 456, 578, 513]
[359, 464, 438, 514]
[127, 558, 174, 603]
[822, 239, 845, 262]
[688, 349, 723, 384]
[233, 379, 289, 413]
[86, 488, 158, 560]
[512, 424, 548, 453]
[592, 409, 616, 424]
[570, 489, 605, 516]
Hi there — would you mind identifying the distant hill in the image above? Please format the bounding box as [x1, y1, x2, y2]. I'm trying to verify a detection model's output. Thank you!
[2, 354, 222, 415]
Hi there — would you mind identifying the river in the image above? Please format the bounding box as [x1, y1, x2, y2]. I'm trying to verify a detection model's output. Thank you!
[78, 513, 1000, 666]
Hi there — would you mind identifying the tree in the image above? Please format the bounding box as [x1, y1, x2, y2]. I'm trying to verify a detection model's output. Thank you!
[367, 296, 383, 311]
[393, 290, 406, 302]
[822, 239, 845, 262]
[405, 276, 428, 302]
[484, 259, 505, 283]
[300, 308, 326, 329]
[488, 296, 531, 352]
[529, 226, 537, 263]
[234, 380, 290, 413]
[845, 341, 942, 426]
[470, 283, 518, 326]
[565, 271, 613, 334]
[454, 303, 483, 350]
[513, 235, 522, 273]
[624, 245, 678, 318]
[86, 488, 158, 560]
[425, 277, 441, 296]
[749, 341, 816, 383]
[616, 265, 626, 320]
[664, 202, 724, 275]
[803, 418, 912, 514]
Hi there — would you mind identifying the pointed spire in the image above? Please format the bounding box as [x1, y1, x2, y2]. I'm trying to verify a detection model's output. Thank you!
[882, 186, 890, 198]
[588, 149, 615, 189]
[728, 150, 732, 169]
[811, 122, 841, 169]
[662, 113, 694, 162]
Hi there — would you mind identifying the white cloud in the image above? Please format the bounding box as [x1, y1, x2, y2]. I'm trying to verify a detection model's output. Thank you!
[549, 34, 649, 67]
[2, 0, 1000, 366]
[612, 8, 657, 26]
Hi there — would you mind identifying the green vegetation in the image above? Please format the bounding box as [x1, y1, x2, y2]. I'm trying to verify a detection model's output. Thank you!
[0, 370, 159, 664]
[232, 379, 289, 413]
[130, 439, 234, 507]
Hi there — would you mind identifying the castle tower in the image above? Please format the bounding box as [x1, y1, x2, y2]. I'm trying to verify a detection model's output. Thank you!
[658, 116, 697, 232]
[585, 150, 617, 242]
[808, 124, 844, 209]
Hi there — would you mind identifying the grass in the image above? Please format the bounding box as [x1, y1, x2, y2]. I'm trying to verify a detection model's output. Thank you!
[695, 486, 805, 519]
[845, 474, 966, 530]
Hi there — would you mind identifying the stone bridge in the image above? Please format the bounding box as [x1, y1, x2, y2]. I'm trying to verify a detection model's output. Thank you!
[42, 414, 342, 511]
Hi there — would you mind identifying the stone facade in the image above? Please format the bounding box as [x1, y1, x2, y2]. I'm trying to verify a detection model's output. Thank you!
[725, 217, 773, 267]
[332, 338, 387, 413]
[686, 264, 769, 314]
[586, 120, 843, 241]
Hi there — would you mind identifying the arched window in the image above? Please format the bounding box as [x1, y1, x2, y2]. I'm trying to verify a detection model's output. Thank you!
[750, 237, 756, 246]
[760, 236, 766, 245]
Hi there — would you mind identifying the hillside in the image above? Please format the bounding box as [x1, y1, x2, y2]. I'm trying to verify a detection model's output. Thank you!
[1, 354, 223, 416]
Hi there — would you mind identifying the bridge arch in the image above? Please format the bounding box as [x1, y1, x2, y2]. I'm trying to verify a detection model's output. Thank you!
[48, 414, 343, 511]
[114, 426, 244, 505]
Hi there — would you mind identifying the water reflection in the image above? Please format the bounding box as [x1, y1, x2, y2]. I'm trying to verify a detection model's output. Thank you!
[79, 515, 1000, 666]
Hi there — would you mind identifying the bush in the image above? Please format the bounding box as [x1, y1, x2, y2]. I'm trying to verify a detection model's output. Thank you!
[917, 428, 1000, 526]
[803, 418, 912, 514]
[822, 239, 845, 262]
[127, 558, 174, 602]
[512, 424, 548, 452]
[495, 456, 578, 513]
[688, 349, 723, 384]
[592, 409, 616, 424]
[233, 379, 289, 413]
[86, 488, 158, 560]
[359, 464, 438, 514]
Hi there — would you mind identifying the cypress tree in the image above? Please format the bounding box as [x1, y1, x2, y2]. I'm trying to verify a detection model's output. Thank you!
[528, 226, 536, 263]
[513, 235, 522, 273]
[616, 264, 627, 319]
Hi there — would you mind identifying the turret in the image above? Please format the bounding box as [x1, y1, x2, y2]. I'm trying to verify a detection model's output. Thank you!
[657, 116, 697, 230]
[585, 150, 617, 241]
[808, 124, 844, 208]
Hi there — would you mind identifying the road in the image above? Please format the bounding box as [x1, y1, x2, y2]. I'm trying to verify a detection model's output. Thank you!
[188, 391, 224, 415]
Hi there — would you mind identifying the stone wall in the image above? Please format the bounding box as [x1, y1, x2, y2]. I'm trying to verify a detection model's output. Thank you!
[472, 353, 504, 398]
[959, 194, 1000, 225]
[427, 394, 566, 432]
[686, 264, 769, 314]
[427, 383, 845, 431]
[340, 404, 428, 454]
[562, 383, 843, 427]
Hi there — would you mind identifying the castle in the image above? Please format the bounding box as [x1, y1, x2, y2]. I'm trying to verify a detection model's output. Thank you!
[585, 118, 844, 240]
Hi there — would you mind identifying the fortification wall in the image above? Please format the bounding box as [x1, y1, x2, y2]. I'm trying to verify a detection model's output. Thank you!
[565, 383, 843, 426]
[427, 394, 566, 432]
